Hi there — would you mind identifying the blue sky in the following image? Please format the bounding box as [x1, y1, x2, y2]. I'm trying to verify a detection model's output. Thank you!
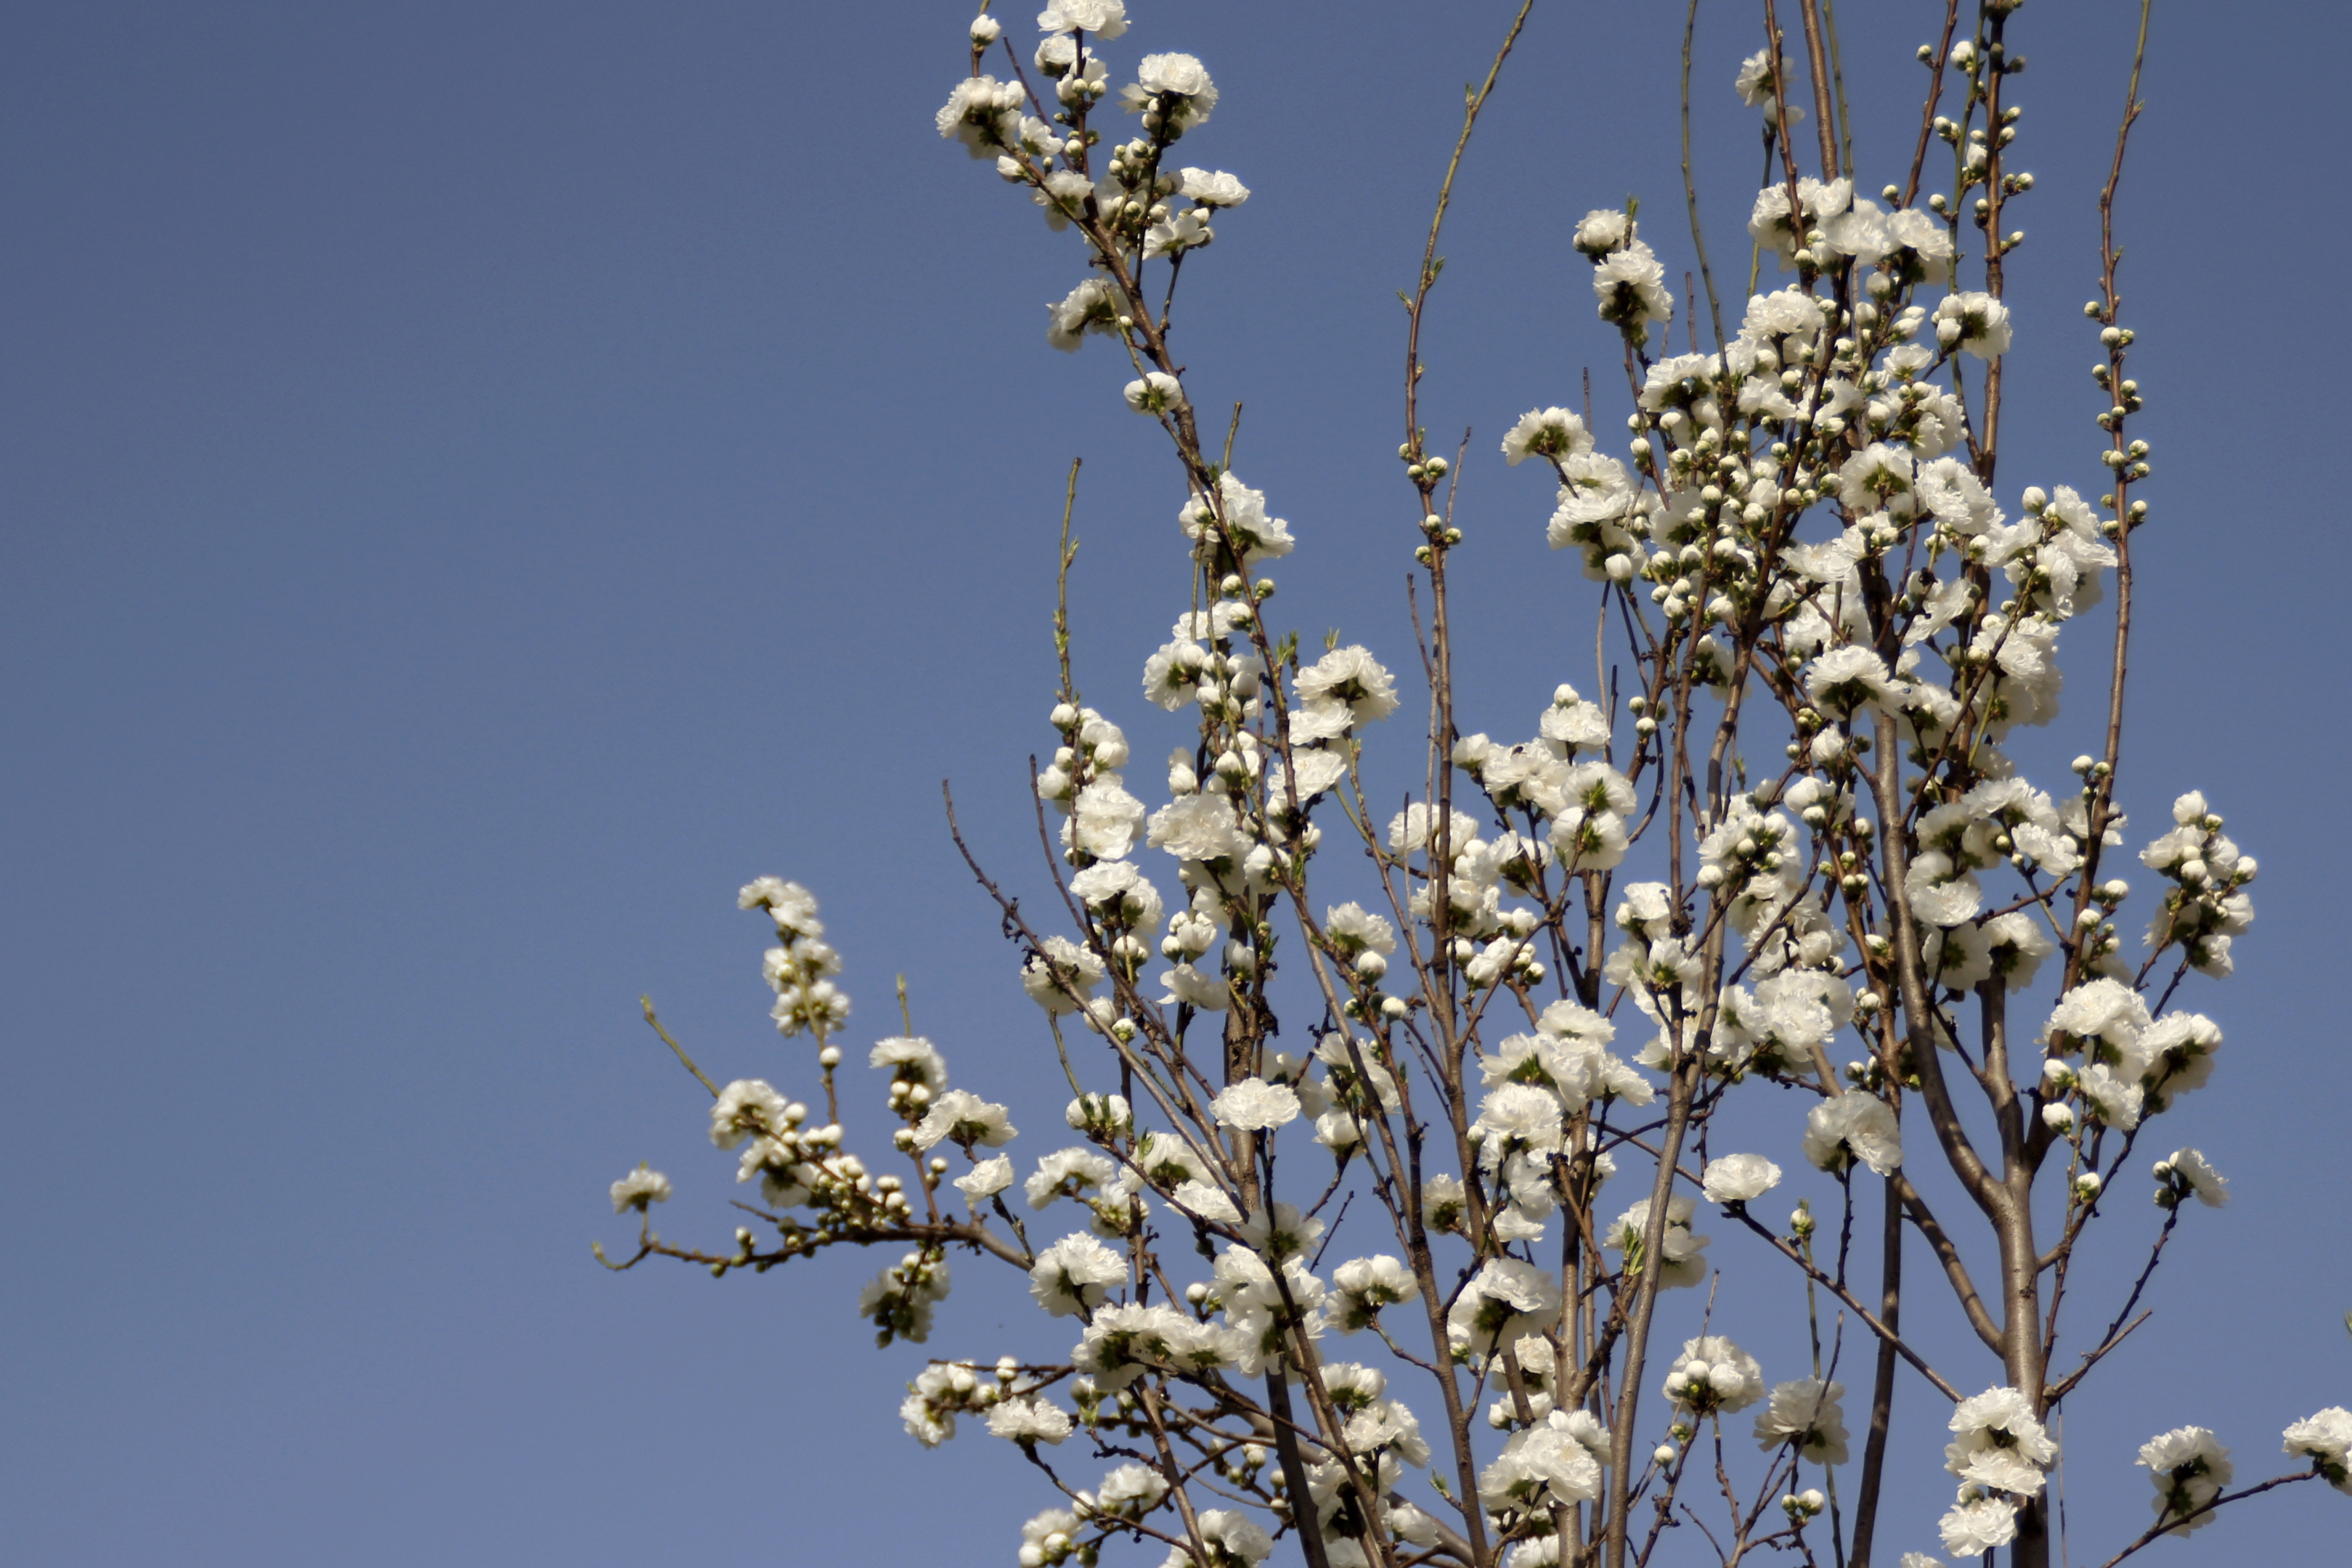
[6, 2, 2347, 1562]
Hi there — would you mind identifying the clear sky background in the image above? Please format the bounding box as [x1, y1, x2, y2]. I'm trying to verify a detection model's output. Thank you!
[6, 2, 2346, 1564]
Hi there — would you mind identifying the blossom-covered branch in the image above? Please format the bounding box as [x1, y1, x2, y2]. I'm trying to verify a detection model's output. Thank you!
[597, 6, 2337, 1567]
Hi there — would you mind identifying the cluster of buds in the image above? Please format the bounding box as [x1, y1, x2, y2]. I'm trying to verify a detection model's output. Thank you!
[858, 1246, 951, 1347]
[742, 878, 852, 1038]
[2139, 791, 2255, 976]
[1667, 1357, 1746, 1412]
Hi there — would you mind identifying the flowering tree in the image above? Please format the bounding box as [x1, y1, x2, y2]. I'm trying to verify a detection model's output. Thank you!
[595, 3, 2351, 1565]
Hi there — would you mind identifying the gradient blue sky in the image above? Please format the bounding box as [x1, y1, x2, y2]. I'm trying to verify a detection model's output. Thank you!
[7, 3, 2347, 1563]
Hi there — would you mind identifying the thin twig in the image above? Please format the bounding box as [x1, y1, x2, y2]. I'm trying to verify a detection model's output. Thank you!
[1680, 0, 1726, 352]
[642, 997, 718, 1098]
[1729, 1208, 1961, 1401]
[2091, 1471, 2318, 1568]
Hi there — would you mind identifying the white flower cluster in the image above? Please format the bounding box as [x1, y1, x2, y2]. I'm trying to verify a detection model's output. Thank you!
[2285, 1407, 2352, 1494]
[743, 876, 850, 1037]
[608, 1162, 671, 1215]
[1660, 1335, 1761, 1418]
[903, 1355, 1046, 1448]
[2135, 1424, 2231, 1538]
[2038, 974, 2223, 1133]
[2139, 789, 2255, 975]
[1935, 1387, 2059, 1554]
[937, 2, 1244, 363]
[1754, 1376, 1848, 1467]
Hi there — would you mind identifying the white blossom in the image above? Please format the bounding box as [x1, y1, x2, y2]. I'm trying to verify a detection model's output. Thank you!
[1447, 1258, 1563, 1357]
[1168, 1178, 1241, 1225]
[709, 1078, 790, 1149]
[1606, 1196, 1709, 1289]
[1573, 207, 1633, 256]
[1803, 1094, 1903, 1176]
[1067, 777, 1146, 860]
[1210, 1077, 1301, 1131]
[1037, 0, 1126, 38]
[1702, 1153, 1783, 1204]
[1091, 1460, 1169, 1520]
[1478, 1416, 1605, 1514]
[1028, 1232, 1126, 1317]
[989, 1396, 1075, 1446]
[2155, 1147, 2229, 1209]
[2284, 1408, 2352, 1493]
[954, 1154, 1014, 1206]
[738, 876, 822, 936]
[1124, 371, 1186, 413]
[1295, 645, 1400, 728]
[2138, 1425, 2231, 1536]
[936, 75, 1025, 160]
[1934, 290, 2013, 357]
[915, 1090, 1018, 1151]
[1661, 1335, 1763, 1414]
[1324, 901, 1396, 957]
[870, 1034, 948, 1091]
[1940, 1494, 2019, 1556]
[1046, 277, 1119, 351]
[1022, 936, 1106, 1014]
[1754, 1378, 1848, 1466]
[1127, 52, 1218, 129]
[1945, 1387, 2057, 1497]
[1330, 1255, 1419, 1332]
[1502, 407, 1592, 465]
[1020, 1507, 1081, 1568]
[609, 1164, 672, 1214]
[1179, 167, 1250, 206]
[1733, 48, 1802, 117]
[1172, 1509, 1273, 1567]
